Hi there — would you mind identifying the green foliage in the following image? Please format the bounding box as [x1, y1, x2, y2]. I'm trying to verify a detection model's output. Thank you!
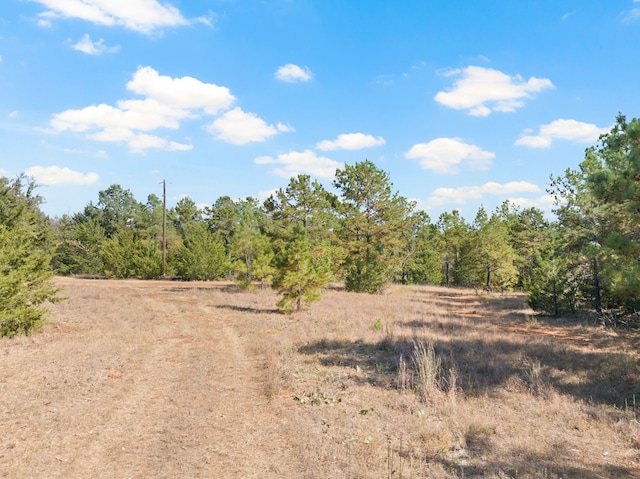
[54, 217, 106, 275]
[230, 198, 273, 289]
[0, 176, 60, 337]
[398, 211, 445, 285]
[462, 207, 519, 290]
[333, 160, 415, 293]
[526, 231, 578, 316]
[101, 230, 162, 279]
[272, 223, 330, 314]
[437, 210, 469, 287]
[544, 114, 640, 316]
[175, 223, 227, 280]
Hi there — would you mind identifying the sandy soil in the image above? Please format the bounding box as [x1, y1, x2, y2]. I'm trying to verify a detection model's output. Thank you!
[2, 277, 639, 478]
[1, 277, 302, 479]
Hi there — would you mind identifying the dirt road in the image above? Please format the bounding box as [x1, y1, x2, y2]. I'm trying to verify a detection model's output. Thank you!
[0, 278, 301, 478]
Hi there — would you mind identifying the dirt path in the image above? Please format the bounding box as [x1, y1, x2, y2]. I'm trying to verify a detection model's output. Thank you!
[0, 278, 301, 478]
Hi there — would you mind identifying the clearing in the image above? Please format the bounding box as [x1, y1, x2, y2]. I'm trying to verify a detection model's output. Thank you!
[1, 277, 639, 478]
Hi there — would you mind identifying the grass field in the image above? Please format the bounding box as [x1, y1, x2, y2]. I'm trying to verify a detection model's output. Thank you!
[1, 277, 639, 478]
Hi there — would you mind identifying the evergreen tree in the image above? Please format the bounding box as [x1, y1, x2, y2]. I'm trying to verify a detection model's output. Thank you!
[333, 161, 415, 293]
[437, 210, 468, 287]
[526, 228, 580, 316]
[585, 114, 640, 311]
[205, 195, 241, 276]
[265, 174, 338, 307]
[495, 201, 550, 290]
[174, 222, 227, 280]
[272, 223, 330, 314]
[463, 206, 518, 291]
[230, 198, 273, 289]
[400, 211, 445, 285]
[0, 176, 60, 337]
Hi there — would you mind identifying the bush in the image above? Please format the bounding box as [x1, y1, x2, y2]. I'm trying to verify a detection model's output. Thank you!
[0, 176, 60, 337]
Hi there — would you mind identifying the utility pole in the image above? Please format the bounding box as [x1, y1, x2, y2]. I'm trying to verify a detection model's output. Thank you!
[162, 179, 167, 277]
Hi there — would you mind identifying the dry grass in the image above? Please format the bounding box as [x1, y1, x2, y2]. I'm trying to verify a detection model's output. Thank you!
[1, 278, 639, 478]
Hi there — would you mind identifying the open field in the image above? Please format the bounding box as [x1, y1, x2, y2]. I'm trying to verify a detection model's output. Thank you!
[1, 277, 639, 478]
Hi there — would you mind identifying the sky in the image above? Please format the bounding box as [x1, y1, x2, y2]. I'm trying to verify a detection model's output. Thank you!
[1, 0, 639, 222]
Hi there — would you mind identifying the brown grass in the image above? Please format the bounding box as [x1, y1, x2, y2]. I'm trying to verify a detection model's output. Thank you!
[1, 278, 639, 478]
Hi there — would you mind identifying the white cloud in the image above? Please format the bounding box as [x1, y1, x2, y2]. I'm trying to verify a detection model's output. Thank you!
[31, 0, 190, 33]
[621, 1, 640, 22]
[89, 128, 192, 153]
[207, 108, 284, 145]
[507, 195, 555, 212]
[405, 138, 495, 174]
[316, 133, 385, 151]
[257, 189, 278, 201]
[71, 34, 120, 55]
[515, 119, 609, 148]
[126, 66, 234, 115]
[52, 100, 192, 133]
[25, 165, 99, 185]
[49, 66, 240, 152]
[426, 181, 541, 207]
[255, 150, 342, 179]
[274, 64, 313, 83]
[434, 66, 554, 116]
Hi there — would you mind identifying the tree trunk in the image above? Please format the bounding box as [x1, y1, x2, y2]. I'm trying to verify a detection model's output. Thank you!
[593, 255, 602, 313]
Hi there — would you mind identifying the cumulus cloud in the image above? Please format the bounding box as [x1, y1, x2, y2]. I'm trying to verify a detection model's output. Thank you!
[25, 165, 99, 185]
[31, 0, 193, 33]
[255, 150, 342, 179]
[405, 138, 495, 174]
[274, 64, 313, 83]
[49, 66, 281, 152]
[426, 181, 541, 207]
[515, 119, 609, 148]
[126, 66, 234, 115]
[71, 34, 120, 54]
[434, 66, 554, 116]
[316, 133, 385, 151]
[206, 108, 285, 145]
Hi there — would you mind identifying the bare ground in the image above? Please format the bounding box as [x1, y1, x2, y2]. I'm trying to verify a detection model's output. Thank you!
[1, 278, 639, 478]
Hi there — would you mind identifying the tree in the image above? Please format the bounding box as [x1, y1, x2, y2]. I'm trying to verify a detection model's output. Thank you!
[333, 160, 415, 293]
[462, 206, 518, 291]
[0, 176, 60, 337]
[495, 201, 550, 290]
[174, 223, 227, 280]
[53, 216, 106, 275]
[205, 195, 241, 276]
[80, 184, 143, 238]
[272, 223, 330, 313]
[549, 150, 609, 313]
[265, 174, 338, 308]
[526, 228, 578, 316]
[230, 198, 273, 289]
[399, 211, 445, 285]
[437, 210, 468, 287]
[585, 114, 640, 311]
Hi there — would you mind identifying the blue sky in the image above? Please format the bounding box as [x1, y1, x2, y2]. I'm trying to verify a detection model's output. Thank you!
[1, 1, 639, 221]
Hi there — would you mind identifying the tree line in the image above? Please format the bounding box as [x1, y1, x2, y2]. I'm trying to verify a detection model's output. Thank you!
[2, 114, 639, 335]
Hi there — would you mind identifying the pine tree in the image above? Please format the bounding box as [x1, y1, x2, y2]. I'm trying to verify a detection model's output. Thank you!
[333, 161, 415, 293]
[265, 174, 338, 309]
[272, 223, 330, 314]
[0, 176, 60, 337]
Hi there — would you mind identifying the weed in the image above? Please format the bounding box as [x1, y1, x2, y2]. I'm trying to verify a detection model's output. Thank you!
[412, 341, 443, 402]
[371, 317, 383, 331]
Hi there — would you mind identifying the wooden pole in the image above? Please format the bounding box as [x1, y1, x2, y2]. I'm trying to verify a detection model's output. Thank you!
[162, 179, 167, 277]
